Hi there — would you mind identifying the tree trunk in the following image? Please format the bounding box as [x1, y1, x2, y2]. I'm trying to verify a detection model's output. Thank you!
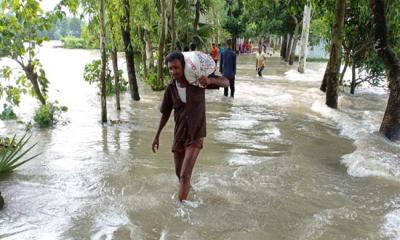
[99, 0, 107, 122]
[280, 34, 288, 59]
[170, 0, 176, 51]
[289, 16, 299, 65]
[320, 53, 332, 92]
[157, 0, 166, 87]
[350, 60, 356, 94]
[111, 49, 121, 110]
[370, 0, 400, 141]
[340, 51, 350, 86]
[325, 0, 346, 109]
[144, 29, 154, 70]
[193, 0, 200, 31]
[285, 33, 294, 62]
[298, 4, 312, 73]
[138, 27, 148, 81]
[109, 14, 121, 111]
[121, 0, 140, 101]
[143, 8, 154, 70]
[21, 63, 46, 105]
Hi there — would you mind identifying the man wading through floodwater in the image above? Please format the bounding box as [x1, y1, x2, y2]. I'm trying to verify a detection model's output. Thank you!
[152, 51, 229, 202]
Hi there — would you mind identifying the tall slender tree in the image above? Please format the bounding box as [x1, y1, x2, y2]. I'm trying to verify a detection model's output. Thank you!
[324, 0, 346, 108]
[298, 4, 312, 73]
[370, 0, 400, 141]
[157, 0, 167, 88]
[121, 0, 140, 100]
[99, 0, 107, 122]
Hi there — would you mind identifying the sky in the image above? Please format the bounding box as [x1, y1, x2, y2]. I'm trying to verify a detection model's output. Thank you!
[40, 0, 61, 12]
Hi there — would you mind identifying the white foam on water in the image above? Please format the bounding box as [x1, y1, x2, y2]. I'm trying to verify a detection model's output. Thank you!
[228, 154, 269, 166]
[159, 229, 168, 240]
[284, 67, 326, 82]
[311, 97, 400, 180]
[380, 209, 400, 240]
[235, 83, 294, 107]
[298, 207, 357, 240]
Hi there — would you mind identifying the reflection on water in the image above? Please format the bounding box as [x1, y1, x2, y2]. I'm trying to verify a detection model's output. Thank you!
[1, 42, 400, 239]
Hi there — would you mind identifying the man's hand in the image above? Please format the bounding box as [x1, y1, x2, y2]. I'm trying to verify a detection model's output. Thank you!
[198, 75, 210, 87]
[152, 136, 159, 153]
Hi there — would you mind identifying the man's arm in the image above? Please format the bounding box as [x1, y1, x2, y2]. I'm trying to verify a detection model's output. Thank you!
[198, 75, 229, 88]
[152, 112, 171, 153]
[233, 52, 236, 75]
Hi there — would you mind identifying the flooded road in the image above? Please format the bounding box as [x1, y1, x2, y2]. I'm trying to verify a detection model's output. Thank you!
[1, 43, 400, 239]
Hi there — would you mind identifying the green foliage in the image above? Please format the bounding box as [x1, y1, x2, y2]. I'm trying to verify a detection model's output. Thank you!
[222, 0, 246, 40]
[81, 24, 100, 49]
[61, 35, 85, 48]
[0, 0, 62, 105]
[33, 102, 67, 128]
[0, 66, 30, 119]
[33, 104, 56, 128]
[0, 104, 17, 120]
[0, 134, 40, 173]
[146, 70, 165, 91]
[83, 60, 128, 95]
[40, 16, 82, 40]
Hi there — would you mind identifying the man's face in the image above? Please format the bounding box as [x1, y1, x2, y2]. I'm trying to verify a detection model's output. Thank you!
[168, 59, 184, 81]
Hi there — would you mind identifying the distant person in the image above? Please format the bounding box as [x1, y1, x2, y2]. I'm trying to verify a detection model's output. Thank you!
[218, 43, 224, 60]
[183, 46, 190, 52]
[256, 47, 267, 77]
[249, 41, 253, 53]
[152, 51, 229, 202]
[190, 43, 196, 51]
[220, 39, 237, 98]
[210, 43, 219, 65]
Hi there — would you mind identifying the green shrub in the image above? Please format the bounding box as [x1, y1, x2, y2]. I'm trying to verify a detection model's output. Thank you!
[33, 104, 55, 128]
[61, 36, 85, 49]
[146, 71, 165, 91]
[0, 134, 40, 173]
[33, 102, 67, 128]
[83, 60, 128, 95]
[0, 104, 17, 120]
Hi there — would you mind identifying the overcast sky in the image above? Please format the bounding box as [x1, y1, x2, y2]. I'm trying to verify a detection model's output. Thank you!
[40, 0, 60, 12]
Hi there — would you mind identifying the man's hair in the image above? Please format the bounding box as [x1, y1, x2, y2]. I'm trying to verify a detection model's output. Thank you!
[226, 39, 232, 47]
[165, 51, 185, 68]
[183, 46, 189, 52]
[190, 42, 197, 51]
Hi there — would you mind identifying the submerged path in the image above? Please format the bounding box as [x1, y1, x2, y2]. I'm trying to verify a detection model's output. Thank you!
[1, 47, 400, 239]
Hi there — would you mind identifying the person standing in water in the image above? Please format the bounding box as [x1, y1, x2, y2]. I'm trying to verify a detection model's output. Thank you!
[152, 51, 229, 202]
[220, 39, 237, 98]
[256, 46, 267, 77]
[210, 43, 219, 66]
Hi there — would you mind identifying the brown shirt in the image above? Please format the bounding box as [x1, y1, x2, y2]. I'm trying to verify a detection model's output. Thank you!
[160, 80, 206, 145]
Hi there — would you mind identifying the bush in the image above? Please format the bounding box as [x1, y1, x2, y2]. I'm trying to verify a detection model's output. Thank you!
[61, 36, 85, 49]
[0, 104, 17, 120]
[146, 71, 165, 91]
[33, 102, 67, 128]
[83, 60, 128, 95]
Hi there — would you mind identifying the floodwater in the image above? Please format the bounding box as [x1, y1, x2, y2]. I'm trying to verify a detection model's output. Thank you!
[1, 42, 400, 240]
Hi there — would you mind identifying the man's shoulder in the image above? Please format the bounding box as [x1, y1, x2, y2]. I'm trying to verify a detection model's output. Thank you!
[165, 80, 175, 90]
[226, 49, 236, 56]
